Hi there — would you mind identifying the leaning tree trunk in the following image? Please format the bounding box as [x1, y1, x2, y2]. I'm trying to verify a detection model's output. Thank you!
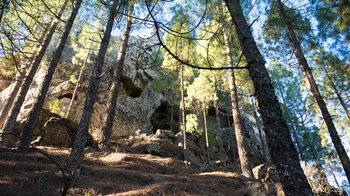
[17, 0, 82, 152]
[180, 63, 188, 163]
[224, 0, 313, 195]
[278, 83, 305, 161]
[0, 0, 69, 145]
[99, 3, 134, 151]
[65, 0, 118, 172]
[0, 20, 52, 128]
[221, 13, 253, 177]
[277, 0, 350, 182]
[65, 43, 94, 119]
[323, 68, 350, 120]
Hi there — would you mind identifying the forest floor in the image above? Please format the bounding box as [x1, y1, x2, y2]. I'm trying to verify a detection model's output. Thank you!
[0, 135, 272, 196]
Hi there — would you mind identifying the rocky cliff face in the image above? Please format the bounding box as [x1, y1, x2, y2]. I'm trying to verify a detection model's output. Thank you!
[0, 37, 166, 141]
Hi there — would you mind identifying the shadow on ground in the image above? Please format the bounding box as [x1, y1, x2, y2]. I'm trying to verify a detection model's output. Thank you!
[0, 144, 261, 195]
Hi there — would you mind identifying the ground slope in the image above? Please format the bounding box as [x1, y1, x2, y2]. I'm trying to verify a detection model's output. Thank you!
[0, 145, 271, 196]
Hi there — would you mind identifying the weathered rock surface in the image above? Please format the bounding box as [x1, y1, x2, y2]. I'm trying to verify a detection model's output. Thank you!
[40, 118, 77, 147]
[0, 37, 166, 142]
[252, 164, 285, 196]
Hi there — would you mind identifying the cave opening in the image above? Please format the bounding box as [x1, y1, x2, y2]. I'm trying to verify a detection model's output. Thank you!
[150, 101, 173, 133]
[121, 75, 143, 98]
[58, 93, 73, 99]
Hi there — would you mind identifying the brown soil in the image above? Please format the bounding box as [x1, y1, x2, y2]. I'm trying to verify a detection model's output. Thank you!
[0, 139, 262, 195]
[0, 137, 266, 196]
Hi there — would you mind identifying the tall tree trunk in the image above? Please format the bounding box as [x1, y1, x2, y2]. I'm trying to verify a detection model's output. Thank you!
[214, 99, 227, 168]
[278, 83, 305, 161]
[227, 114, 237, 163]
[180, 63, 188, 163]
[324, 69, 350, 120]
[203, 109, 210, 161]
[65, 0, 118, 172]
[0, 20, 52, 128]
[99, 3, 134, 151]
[0, 0, 69, 145]
[224, 0, 313, 195]
[18, 0, 82, 152]
[221, 13, 252, 177]
[65, 43, 94, 119]
[277, 0, 350, 182]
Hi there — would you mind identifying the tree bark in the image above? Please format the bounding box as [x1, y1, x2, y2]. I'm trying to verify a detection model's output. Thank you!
[277, 0, 350, 182]
[0, 0, 69, 145]
[221, 13, 252, 177]
[99, 3, 134, 151]
[65, 43, 94, 119]
[278, 83, 305, 161]
[224, 0, 313, 194]
[65, 0, 118, 172]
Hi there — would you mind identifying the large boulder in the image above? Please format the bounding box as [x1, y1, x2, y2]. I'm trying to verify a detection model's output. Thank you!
[40, 118, 77, 147]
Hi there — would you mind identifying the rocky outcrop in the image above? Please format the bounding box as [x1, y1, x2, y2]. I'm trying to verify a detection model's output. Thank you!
[0, 37, 166, 143]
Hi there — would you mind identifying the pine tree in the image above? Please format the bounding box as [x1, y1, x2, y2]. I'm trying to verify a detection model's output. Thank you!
[99, 1, 134, 151]
[221, 7, 253, 177]
[0, 0, 70, 145]
[277, 0, 350, 182]
[17, 0, 82, 152]
[65, 0, 125, 172]
[224, 0, 313, 194]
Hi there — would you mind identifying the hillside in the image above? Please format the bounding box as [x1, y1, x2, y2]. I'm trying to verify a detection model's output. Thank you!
[0, 136, 282, 196]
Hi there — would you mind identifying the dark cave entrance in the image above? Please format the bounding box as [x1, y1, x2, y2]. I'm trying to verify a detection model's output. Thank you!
[150, 101, 174, 133]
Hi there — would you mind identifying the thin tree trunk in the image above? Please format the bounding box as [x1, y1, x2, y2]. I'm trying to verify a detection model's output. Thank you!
[99, 3, 134, 151]
[170, 105, 173, 132]
[227, 114, 237, 163]
[18, 0, 82, 152]
[249, 96, 271, 163]
[203, 109, 210, 161]
[180, 63, 188, 163]
[277, 0, 350, 182]
[324, 69, 350, 120]
[65, 43, 94, 119]
[0, 0, 69, 145]
[224, 0, 313, 194]
[278, 83, 305, 161]
[214, 99, 227, 169]
[0, 20, 52, 128]
[328, 163, 341, 189]
[65, 0, 118, 172]
[221, 12, 252, 177]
